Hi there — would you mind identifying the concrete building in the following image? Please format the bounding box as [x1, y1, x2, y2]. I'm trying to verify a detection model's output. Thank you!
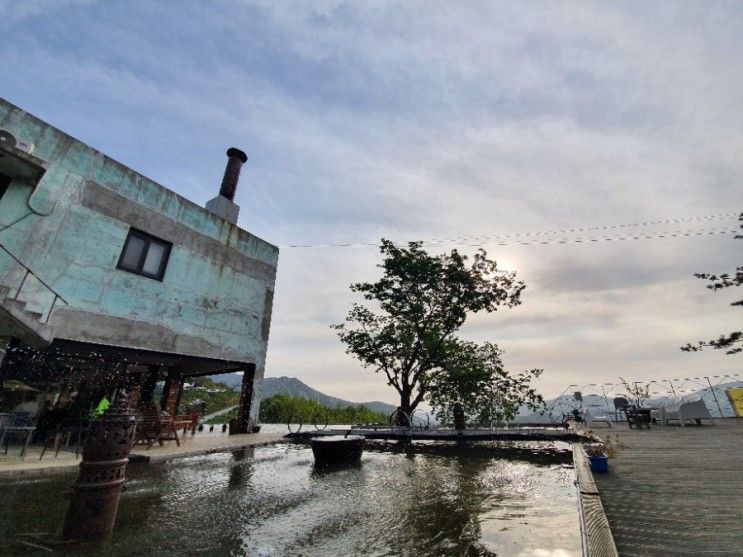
[0, 98, 278, 432]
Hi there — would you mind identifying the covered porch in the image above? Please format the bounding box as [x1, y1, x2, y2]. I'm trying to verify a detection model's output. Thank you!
[0, 337, 259, 459]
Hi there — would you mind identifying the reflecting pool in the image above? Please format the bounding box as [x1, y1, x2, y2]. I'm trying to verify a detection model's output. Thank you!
[0, 441, 580, 556]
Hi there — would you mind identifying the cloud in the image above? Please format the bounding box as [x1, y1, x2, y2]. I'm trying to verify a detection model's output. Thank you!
[0, 0, 95, 26]
[2, 1, 741, 401]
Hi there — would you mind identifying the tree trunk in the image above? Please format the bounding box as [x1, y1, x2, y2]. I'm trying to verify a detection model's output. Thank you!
[400, 390, 412, 415]
[394, 389, 413, 426]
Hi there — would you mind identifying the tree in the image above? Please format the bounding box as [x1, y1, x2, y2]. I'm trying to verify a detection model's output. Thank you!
[618, 377, 650, 407]
[682, 213, 742, 355]
[333, 239, 543, 421]
[426, 340, 544, 425]
[257, 394, 387, 424]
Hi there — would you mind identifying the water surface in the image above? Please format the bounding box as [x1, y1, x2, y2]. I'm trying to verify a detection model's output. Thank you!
[0, 441, 580, 556]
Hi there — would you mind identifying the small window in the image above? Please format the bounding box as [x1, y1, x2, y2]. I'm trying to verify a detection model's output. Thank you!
[0, 173, 11, 201]
[117, 228, 172, 281]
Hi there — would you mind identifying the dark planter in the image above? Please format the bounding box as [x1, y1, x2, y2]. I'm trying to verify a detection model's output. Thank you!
[311, 435, 365, 466]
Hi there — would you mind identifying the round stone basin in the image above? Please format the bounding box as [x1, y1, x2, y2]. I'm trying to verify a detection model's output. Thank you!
[311, 435, 365, 466]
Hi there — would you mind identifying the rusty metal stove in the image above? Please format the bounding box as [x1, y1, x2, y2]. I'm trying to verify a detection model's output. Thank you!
[63, 391, 137, 540]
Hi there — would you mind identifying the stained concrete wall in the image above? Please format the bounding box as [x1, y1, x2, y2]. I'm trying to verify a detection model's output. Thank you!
[0, 98, 278, 422]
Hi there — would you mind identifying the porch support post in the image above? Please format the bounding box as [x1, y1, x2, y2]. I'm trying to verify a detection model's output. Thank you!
[234, 366, 256, 434]
[141, 365, 159, 404]
[124, 367, 144, 409]
[161, 366, 183, 416]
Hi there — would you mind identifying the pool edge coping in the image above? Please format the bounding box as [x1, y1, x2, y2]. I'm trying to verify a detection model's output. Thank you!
[572, 443, 619, 557]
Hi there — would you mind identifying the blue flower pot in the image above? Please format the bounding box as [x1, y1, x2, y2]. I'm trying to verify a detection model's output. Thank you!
[587, 453, 609, 473]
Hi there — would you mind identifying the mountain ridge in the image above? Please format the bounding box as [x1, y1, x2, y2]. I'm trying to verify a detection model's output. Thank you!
[211, 373, 398, 416]
[213, 373, 742, 423]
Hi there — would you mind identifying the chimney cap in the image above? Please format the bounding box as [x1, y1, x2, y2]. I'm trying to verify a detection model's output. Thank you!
[226, 147, 248, 164]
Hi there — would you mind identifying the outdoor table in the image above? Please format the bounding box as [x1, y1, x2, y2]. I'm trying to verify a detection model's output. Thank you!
[0, 426, 36, 459]
[636, 408, 652, 423]
[625, 406, 652, 429]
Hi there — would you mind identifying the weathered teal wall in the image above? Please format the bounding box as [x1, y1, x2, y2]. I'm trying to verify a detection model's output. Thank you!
[0, 99, 278, 420]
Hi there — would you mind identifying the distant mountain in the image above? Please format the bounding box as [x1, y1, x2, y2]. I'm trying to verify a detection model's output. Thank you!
[211, 373, 398, 416]
[211, 372, 244, 390]
[517, 380, 743, 423]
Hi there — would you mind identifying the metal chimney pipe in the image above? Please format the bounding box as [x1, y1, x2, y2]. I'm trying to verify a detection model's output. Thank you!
[219, 147, 248, 201]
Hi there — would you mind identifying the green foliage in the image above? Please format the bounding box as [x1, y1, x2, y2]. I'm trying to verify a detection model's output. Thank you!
[682, 213, 742, 355]
[178, 376, 239, 415]
[258, 393, 388, 425]
[427, 340, 544, 425]
[334, 239, 541, 420]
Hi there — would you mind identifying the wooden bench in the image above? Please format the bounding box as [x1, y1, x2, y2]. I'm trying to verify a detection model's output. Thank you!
[174, 411, 200, 436]
[135, 403, 181, 449]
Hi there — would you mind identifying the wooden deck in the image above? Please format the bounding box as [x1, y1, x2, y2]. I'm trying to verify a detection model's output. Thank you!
[591, 419, 743, 556]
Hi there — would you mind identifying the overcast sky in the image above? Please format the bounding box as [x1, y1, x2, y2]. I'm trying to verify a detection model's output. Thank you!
[1, 1, 741, 402]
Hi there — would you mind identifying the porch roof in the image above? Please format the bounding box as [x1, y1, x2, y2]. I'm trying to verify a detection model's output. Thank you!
[3, 338, 251, 377]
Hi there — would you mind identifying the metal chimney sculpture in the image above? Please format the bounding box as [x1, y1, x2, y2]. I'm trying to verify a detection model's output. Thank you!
[206, 147, 248, 224]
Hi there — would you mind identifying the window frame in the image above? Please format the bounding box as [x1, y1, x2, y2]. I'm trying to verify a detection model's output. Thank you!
[116, 228, 172, 281]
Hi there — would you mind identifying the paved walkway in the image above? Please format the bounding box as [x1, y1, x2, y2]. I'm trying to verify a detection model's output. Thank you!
[0, 431, 286, 475]
[202, 404, 238, 422]
[591, 419, 743, 556]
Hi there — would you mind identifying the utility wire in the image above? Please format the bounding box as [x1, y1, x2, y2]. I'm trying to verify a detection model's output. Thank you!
[282, 212, 740, 249]
[423, 212, 738, 245]
[457, 227, 738, 248]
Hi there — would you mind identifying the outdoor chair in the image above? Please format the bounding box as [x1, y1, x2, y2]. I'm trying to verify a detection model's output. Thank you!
[661, 399, 713, 427]
[624, 405, 651, 429]
[0, 413, 14, 449]
[39, 417, 88, 460]
[560, 410, 584, 430]
[0, 413, 37, 458]
[135, 403, 181, 449]
[174, 411, 200, 436]
[583, 408, 612, 428]
[613, 397, 629, 422]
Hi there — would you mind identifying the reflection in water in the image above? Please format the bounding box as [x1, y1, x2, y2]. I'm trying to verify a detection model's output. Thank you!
[0, 441, 580, 556]
[310, 460, 363, 477]
[399, 449, 494, 555]
[228, 447, 255, 491]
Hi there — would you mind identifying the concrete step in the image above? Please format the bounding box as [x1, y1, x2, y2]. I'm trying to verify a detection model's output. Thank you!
[3, 297, 45, 322]
[0, 297, 53, 347]
[3, 297, 29, 313]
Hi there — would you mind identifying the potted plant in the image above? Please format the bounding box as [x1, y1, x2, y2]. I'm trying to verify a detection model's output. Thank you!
[583, 434, 628, 473]
[584, 443, 609, 473]
[619, 377, 650, 408]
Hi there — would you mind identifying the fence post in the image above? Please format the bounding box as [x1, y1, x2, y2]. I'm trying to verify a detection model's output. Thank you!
[704, 376, 725, 418]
